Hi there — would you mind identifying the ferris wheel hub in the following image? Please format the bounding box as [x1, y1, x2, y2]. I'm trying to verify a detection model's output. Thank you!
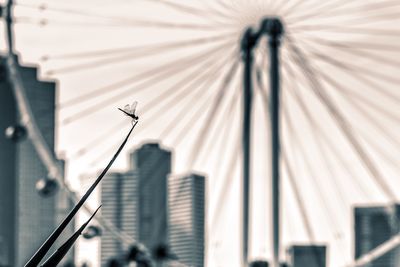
[261, 17, 284, 37]
[241, 17, 284, 56]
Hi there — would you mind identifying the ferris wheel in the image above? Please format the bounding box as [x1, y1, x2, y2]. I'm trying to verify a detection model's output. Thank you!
[4, 0, 400, 266]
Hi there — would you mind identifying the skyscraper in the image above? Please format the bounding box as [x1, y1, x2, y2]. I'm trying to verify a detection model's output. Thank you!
[354, 204, 400, 266]
[0, 56, 70, 266]
[250, 261, 269, 267]
[286, 245, 326, 267]
[168, 173, 205, 267]
[100, 171, 139, 265]
[100, 143, 171, 264]
[0, 56, 17, 267]
[132, 143, 171, 254]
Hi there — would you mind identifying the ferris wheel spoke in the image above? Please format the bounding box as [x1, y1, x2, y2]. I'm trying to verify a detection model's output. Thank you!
[360, 133, 400, 169]
[138, 50, 236, 116]
[273, 0, 290, 14]
[17, 16, 225, 30]
[213, 0, 252, 26]
[256, 56, 317, 244]
[197, 82, 240, 168]
[282, 85, 346, 243]
[314, 67, 400, 125]
[310, 55, 400, 111]
[59, 39, 235, 108]
[290, 24, 400, 37]
[214, 0, 242, 16]
[280, 0, 316, 18]
[86, 50, 233, 167]
[208, 88, 240, 177]
[16, 2, 158, 23]
[287, 67, 372, 199]
[283, 63, 351, 210]
[306, 47, 400, 79]
[186, 58, 240, 169]
[297, 35, 400, 52]
[60, 42, 233, 124]
[294, 40, 400, 103]
[46, 49, 185, 76]
[15, 2, 225, 31]
[157, 84, 216, 142]
[147, 0, 214, 16]
[287, 0, 399, 25]
[292, 11, 400, 30]
[283, 59, 373, 200]
[314, 84, 400, 164]
[168, 89, 214, 147]
[165, 61, 235, 147]
[45, 34, 237, 75]
[287, 37, 397, 201]
[43, 32, 237, 62]
[57, 42, 231, 109]
[69, 58, 217, 161]
[68, 121, 126, 160]
[157, 50, 237, 140]
[309, 69, 400, 151]
[342, 94, 400, 149]
[141, 52, 231, 146]
[148, 0, 235, 26]
[282, 60, 350, 218]
[285, 0, 353, 23]
[201, 0, 239, 25]
[281, 145, 315, 242]
[210, 131, 240, 230]
[316, 10, 400, 28]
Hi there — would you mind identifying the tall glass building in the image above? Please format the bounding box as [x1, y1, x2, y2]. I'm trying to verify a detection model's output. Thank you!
[354, 204, 400, 266]
[168, 173, 205, 267]
[100, 172, 139, 264]
[286, 245, 326, 267]
[0, 56, 73, 266]
[100, 143, 171, 264]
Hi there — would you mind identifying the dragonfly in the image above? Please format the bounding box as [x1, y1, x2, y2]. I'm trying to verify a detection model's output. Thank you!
[118, 101, 139, 121]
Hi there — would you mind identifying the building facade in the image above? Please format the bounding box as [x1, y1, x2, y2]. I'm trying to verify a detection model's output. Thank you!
[100, 171, 139, 265]
[0, 56, 17, 267]
[0, 56, 73, 266]
[286, 245, 326, 267]
[100, 143, 171, 264]
[132, 143, 171, 254]
[354, 204, 400, 267]
[168, 173, 205, 267]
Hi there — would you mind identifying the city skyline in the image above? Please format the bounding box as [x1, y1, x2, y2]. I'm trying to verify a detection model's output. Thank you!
[1, 56, 400, 267]
[0, 55, 74, 266]
[1, 0, 400, 266]
[168, 173, 206, 267]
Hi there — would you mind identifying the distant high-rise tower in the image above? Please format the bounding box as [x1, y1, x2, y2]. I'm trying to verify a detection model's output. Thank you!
[100, 143, 171, 264]
[168, 173, 205, 267]
[0, 56, 17, 267]
[0, 56, 72, 266]
[100, 171, 138, 265]
[286, 245, 326, 267]
[132, 143, 171, 253]
[354, 204, 400, 266]
[250, 261, 269, 267]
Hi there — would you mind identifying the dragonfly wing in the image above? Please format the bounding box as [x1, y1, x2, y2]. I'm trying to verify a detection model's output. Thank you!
[123, 104, 131, 113]
[131, 101, 138, 115]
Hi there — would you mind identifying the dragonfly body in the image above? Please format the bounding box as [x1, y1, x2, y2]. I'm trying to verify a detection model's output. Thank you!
[118, 101, 139, 121]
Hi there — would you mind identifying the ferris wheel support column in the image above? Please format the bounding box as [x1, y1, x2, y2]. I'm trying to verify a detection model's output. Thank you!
[240, 27, 258, 267]
[262, 18, 284, 267]
[4, 0, 14, 53]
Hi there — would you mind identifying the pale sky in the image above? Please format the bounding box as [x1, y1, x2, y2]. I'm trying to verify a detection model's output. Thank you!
[2, 1, 400, 266]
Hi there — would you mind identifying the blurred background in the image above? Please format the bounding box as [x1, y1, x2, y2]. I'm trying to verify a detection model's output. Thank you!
[0, 0, 400, 266]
